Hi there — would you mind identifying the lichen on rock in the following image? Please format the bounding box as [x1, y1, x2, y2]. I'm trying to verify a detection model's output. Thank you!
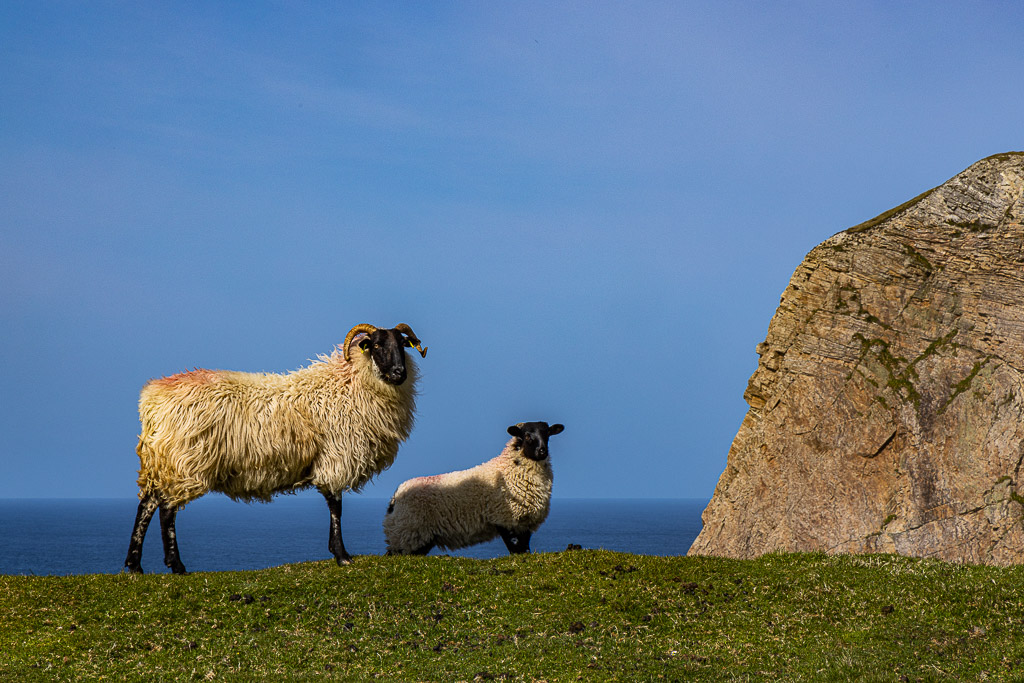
[690, 152, 1024, 565]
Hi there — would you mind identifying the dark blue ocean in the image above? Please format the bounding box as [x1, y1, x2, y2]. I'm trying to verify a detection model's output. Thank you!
[0, 496, 706, 576]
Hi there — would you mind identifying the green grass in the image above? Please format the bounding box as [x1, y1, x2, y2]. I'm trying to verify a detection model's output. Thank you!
[4, 550, 1024, 681]
[846, 187, 935, 234]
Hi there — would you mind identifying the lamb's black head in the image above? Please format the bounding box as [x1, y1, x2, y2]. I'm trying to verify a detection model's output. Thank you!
[507, 421, 564, 461]
[343, 323, 427, 386]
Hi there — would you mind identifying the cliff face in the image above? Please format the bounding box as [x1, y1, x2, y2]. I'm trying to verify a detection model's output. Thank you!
[690, 152, 1024, 565]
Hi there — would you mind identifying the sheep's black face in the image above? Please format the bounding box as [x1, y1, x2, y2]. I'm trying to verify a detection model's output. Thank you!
[359, 328, 410, 386]
[507, 421, 564, 461]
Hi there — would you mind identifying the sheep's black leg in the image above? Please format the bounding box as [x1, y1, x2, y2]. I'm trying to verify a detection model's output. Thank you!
[498, 528, 531, 554]
[158, 504, 187, 575]
[124, 493, 159, 573]
[324, 493, 353, 565]
[411, 541, 435, 556]
[384, 541, 434, 556]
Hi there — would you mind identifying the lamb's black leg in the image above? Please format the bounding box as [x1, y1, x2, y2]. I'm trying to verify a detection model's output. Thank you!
[158, 504, 187, 575]
[324, 493, 353, 565]
[411, 541, 435, 556]
[384, 541, 434, 556]
[124, 493, 159, 573]
[498, 528, 532, 554]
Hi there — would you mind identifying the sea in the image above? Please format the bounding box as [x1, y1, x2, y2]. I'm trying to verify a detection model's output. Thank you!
[0, 496, 707, 576]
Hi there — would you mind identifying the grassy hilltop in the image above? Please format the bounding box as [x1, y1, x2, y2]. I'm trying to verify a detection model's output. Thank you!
[3, 550, 1024, 681]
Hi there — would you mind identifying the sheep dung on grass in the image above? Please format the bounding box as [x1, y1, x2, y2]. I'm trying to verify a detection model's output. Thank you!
[124, 323, 427, 574]
[383, 421, 564, 555]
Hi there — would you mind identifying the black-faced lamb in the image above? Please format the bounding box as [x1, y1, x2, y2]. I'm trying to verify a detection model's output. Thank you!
[383, 421, 564, 555]
[124, 322, 427, 574]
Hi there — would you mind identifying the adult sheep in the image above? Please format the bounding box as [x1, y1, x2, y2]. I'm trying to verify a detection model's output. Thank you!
[383, 421, 564, 555]
[124, 323, 427, 574]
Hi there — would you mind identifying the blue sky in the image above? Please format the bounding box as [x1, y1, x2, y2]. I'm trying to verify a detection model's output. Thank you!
[2, 1, 1023, 501]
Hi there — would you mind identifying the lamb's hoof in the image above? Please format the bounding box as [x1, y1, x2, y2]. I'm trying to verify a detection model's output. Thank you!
[124, 565, 143, 575]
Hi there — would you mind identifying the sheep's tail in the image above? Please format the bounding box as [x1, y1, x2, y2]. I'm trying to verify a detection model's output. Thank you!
[134, 433, 157, 499]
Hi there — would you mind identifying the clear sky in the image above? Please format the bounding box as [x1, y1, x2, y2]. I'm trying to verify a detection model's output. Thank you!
[2, 2, 1023, 501]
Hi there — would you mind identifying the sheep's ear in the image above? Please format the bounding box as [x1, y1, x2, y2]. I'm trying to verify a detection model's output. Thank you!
[402, 337, 428, 358]
[358, 338, 371, 352]
[548, 424, 564, 435]
[507, 425, 523, 437]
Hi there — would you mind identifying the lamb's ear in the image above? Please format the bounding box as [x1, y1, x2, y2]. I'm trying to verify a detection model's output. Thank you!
[507, 425, 523, 437]
[548, 424, 564, 436]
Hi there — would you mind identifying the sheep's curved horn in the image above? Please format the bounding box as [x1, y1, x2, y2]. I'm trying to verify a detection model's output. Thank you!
[394, 323, 428, 358]
[343, 324, 378, 361]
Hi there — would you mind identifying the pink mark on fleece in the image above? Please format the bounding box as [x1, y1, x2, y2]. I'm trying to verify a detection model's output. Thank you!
[412, 474, 443, 486]
[152, 368, 220, 388]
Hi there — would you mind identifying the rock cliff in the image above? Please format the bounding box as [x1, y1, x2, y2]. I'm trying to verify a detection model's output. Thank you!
[690, 152, 1024, 565]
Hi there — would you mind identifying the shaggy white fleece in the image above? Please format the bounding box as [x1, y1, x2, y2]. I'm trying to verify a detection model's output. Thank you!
[135, 336, 418, 508]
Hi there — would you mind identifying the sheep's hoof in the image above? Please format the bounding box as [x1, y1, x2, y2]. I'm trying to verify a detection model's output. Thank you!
[335, 555, 354, 566]
[124, 565, 143, 575]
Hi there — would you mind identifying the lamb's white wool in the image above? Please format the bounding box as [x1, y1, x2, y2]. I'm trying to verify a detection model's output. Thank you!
[383, 422, 562, 555]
